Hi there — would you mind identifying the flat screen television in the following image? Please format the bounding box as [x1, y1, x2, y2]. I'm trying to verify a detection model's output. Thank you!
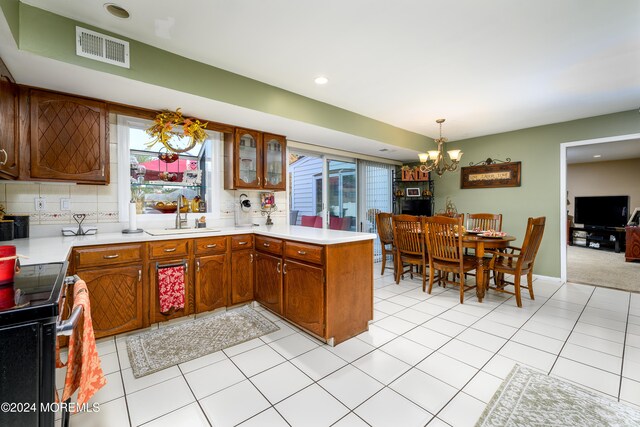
[574, 195, 629, 228]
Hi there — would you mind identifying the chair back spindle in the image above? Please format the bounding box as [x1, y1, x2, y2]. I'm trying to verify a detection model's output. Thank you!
[392, 214, 424, 256]
[467, 213, 502, 231]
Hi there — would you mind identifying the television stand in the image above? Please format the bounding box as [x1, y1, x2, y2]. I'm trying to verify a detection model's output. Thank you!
[569, 226, 626, 253]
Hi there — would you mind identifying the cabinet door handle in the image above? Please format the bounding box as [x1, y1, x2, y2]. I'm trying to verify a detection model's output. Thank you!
[0, 149, 7, 166]
[297, 250, 307, 255]
[185, 262, 188, 274]
[206, 244, 217, 248]
[250, 253, 254, 263]
[263, 242, 270, 247]
[164, 248, 177, 252]
[103, 254, 119, 259]
[238, 241, 248, 246]
[283, 263, 287, 275]
[138, 269, 142, 281]
[196, 260, 200, 272]
[101, 163, 105, 177]
[276, 261, 281, 273]
[258, 176, 261, 186]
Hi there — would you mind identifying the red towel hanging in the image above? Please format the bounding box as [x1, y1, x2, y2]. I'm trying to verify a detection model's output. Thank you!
[157, 265, 185, 313]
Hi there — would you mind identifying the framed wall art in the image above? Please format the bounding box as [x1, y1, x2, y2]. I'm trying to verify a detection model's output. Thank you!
[406, 188, 420, 197]
[461, 159, 521, 189]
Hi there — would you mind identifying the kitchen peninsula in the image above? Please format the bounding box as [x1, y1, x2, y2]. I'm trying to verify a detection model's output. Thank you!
[14, 226, 375, 345]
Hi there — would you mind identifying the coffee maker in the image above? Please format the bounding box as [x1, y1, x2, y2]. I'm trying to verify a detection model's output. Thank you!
[235, 193, 253, 227]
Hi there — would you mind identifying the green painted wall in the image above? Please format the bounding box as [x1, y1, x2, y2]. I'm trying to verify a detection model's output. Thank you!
[432, 110, 640, 277]
[0, 0, 18, 42]
[3, 3, 431, 152]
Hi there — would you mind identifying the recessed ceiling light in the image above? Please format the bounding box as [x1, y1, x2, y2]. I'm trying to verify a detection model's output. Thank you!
[593, 154, 602, 158]
[104, 3, 130, 19]
[314, 76, 328, 85]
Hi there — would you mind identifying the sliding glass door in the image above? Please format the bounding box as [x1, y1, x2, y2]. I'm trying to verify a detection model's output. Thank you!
[288, 152, 324, 227]
[327, 159, 357, 231]
[289, 152, 357, 230]
[358, 160, 393, 261]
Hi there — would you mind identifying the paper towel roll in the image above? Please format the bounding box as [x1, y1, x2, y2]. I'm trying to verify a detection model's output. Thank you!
[129, 202, 137, 231]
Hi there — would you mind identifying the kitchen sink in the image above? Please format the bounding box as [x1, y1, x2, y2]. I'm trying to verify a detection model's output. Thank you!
[145, 228, 221, 236]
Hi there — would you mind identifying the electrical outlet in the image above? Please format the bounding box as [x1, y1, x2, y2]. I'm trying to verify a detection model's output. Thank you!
[35, 197, 46, 211]
[60, 198, 71, 211]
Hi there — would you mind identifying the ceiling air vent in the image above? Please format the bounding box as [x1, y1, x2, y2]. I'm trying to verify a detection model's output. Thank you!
[76, 27, 130, 68]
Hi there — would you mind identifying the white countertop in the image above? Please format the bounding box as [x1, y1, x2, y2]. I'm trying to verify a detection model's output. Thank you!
[12, 225, 376, 266]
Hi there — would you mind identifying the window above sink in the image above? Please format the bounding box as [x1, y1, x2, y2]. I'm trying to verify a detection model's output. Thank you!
[117, 115, 222, 221]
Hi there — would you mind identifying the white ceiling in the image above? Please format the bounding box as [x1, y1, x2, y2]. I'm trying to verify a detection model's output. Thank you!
[3, 0, 640, 159]
[567, 138, 640, 164]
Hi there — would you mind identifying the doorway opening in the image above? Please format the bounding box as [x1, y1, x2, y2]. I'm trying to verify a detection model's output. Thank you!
[560, 134, 640, 291]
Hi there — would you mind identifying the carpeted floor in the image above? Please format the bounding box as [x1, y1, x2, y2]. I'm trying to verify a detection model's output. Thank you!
[476, 365, 640, 426]
[567, 245, 640, 292]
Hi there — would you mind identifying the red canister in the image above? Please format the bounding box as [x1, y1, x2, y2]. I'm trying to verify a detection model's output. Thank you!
[0, 245, 18, 285]
[0, 283, 14, 309]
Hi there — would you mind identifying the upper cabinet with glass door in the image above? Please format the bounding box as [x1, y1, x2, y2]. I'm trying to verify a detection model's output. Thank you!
[224, 128, 286, 191]
[262, 133, 286, 190]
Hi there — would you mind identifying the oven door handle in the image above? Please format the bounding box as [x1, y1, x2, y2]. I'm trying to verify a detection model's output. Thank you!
[57, 305, 83, 337]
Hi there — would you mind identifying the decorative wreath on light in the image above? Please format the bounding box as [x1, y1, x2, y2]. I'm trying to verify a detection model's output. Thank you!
[146, 108, 208, 153]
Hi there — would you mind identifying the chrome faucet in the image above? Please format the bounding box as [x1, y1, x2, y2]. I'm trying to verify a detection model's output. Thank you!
[175, 196, 188, 229]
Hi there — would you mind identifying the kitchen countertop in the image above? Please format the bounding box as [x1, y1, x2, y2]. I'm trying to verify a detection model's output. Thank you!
[12, 225, 377, 266]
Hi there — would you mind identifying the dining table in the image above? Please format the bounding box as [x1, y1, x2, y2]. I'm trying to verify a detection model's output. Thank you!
[462, 233, 516, 302]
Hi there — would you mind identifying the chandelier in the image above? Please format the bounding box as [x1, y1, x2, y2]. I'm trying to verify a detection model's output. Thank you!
[418, 119, 463, 176]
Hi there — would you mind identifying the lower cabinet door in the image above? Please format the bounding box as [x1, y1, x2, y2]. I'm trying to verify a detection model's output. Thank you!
[78, 264, 144, 338]
[149, 258, 192, 323]
[255, 252, 282, 314]
[195, 254, 228, 313]
[283, 259, 324, 337]
[230, 250, 254, 305]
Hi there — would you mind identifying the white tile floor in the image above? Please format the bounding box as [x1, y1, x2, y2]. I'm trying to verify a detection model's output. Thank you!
[59, 266, 640, 427]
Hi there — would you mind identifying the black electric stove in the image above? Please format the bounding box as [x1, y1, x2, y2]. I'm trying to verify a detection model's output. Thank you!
[0, 261, 69, 427]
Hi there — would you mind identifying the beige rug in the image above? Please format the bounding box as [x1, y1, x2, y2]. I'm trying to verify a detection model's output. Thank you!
[477, 365, 640, 426]
[127, 306, 279, 378]
[567, 245, 640, 292]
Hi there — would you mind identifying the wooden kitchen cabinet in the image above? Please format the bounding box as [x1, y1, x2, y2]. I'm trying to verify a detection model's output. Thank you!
[262, 133, 286, 191]
[148, 239, 193, 322]
[75, 264, 144, 339]
[255, 252, 282, 314]
[224, 128, 286, 191]
[195, 254, 228, 312]
[626, 226, 640, 262]
[230, 250, 254, 305]
[283, 259, 324, 337]
[148, 257, 193, 323]
[0, 75, 19, 179]
[29, 89, 109, 184]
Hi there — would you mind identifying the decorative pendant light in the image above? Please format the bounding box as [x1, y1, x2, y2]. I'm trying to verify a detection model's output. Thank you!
[418, 119, 463, 176]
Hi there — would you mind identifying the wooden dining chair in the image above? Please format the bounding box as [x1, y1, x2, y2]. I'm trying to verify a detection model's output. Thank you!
[467, 213, 502, 232]
[422, 215, 477, 303]
[464, 212, 503, 267]
[436, 212, 465, 224]
[391, 214, 427, 289]
[376, 212, 395, 276]
[485, 217, 546, 307]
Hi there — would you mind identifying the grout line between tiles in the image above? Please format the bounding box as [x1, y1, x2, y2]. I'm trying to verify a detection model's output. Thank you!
[547, 286, 596, 375]
[618, 294, 633, 401]
[429, 280, 568, 422]
[176, 364, 213, 427]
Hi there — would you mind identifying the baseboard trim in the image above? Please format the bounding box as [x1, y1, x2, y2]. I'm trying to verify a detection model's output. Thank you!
[533, 274, 563, 283]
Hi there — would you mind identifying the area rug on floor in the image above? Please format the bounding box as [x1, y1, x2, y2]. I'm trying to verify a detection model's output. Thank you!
[476, 365, 640, 426]
[127, 306, 279, 378]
